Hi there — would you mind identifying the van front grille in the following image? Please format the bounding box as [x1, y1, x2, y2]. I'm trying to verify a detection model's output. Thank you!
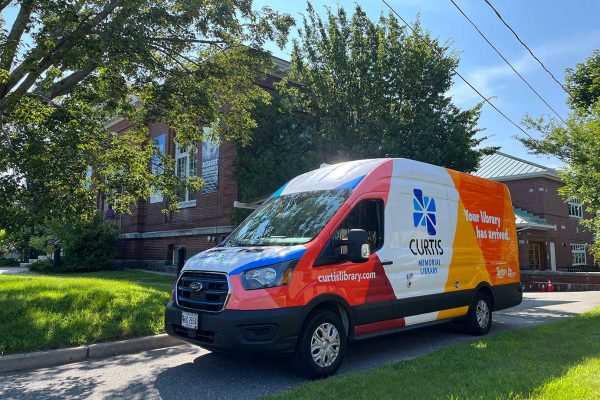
[176, 271, 229, 312]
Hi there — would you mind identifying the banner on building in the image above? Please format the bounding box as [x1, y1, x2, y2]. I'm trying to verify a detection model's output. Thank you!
[201, 140, 219, 193]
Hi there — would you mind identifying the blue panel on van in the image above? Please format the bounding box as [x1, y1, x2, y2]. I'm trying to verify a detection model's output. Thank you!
[335, 174, 365, 190]
[229, 246, 307, 275]
[271, 182, 288, 198]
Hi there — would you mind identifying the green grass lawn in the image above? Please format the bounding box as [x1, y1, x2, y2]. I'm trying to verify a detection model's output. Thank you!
[0, 270, 175, 355]
[270, 306, 600, 400]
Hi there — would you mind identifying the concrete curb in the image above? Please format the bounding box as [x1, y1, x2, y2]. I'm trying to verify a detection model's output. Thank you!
[0, 334, 183, 374]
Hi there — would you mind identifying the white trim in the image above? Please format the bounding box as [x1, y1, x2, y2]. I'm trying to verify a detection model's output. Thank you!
[119, 225, 232, 239]
[104, 117, 125, 129]
[549, 242, 557, 271]
[515, 222, 556, 231]
[233, 200, 268, 210]
[177, 200, 196, 209]
[488, 171, 562, 183]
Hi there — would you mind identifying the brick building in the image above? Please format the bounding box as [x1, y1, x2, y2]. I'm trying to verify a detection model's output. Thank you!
[104, 57, 290, 270]
[104, 118, 237, 269]
[475, 152, 594, 271]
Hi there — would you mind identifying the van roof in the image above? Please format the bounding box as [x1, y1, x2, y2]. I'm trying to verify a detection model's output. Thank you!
[272, 158, 505, 198]
[274, 158, 464, 197]
[272, 159, 386, 197]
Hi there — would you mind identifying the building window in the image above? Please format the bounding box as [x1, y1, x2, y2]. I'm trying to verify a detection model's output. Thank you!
[568, 198, 583, 218]
[150, 133, 166, 204]
[175, 143, 198, 206]
[571, 243, 587, 266]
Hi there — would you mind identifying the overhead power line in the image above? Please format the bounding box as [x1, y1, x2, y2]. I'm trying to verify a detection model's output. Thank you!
[449, 0, 567, 124]
[380, 0, 535, 140]
[483, 0, 572, 96]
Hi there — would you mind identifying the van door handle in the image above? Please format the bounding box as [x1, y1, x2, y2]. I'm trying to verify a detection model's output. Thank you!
[381, 261, 393, 265]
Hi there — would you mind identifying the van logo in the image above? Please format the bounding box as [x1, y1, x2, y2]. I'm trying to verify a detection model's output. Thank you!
[413, 189, 437, 235]
[189, 282, 204, 292]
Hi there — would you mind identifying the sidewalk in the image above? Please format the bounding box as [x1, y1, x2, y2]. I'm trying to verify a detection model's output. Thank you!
[126, 268, 177, 277]
[0, 334, 183, 373]
[0, 266, 37, 275]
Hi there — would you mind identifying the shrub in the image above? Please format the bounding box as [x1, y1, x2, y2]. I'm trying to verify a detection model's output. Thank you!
[4, 216, 119, 273]
[28, 259, 54, 273]
[59, 216, 119, 272]
[0, 257, 19, 267]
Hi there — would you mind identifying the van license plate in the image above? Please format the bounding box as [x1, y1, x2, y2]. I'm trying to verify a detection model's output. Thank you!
[181, 311, 198, 329]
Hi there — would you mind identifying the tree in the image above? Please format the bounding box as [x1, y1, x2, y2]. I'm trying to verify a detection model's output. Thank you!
[278, 3, 490, 172]
[232, 97, 319, 223]
[234, 98, 318, 200]
[521, 50, 600, 257]
[0, 1, 294, 236]
[565, 50, 600, 113]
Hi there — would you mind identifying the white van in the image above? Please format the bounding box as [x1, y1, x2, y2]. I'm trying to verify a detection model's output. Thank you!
[166, 158, 522, 377]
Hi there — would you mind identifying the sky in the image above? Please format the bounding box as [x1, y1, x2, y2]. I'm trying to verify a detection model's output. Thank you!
[255, 0, 600, 168]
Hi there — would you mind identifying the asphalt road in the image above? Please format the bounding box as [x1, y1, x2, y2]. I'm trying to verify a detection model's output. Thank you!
[2, 291, 600, 400]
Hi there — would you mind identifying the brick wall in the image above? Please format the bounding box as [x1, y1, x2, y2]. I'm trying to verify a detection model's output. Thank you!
[116, 234, 221, 267]
[105, 71, 287, 267]
[503, 176, 594, 270]
[521, 270, 600, 291]
[108, 120, 239, 265]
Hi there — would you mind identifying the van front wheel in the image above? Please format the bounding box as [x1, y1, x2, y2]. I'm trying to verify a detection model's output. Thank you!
[465, 292, 492, 335]
[294, 309, 347, 379]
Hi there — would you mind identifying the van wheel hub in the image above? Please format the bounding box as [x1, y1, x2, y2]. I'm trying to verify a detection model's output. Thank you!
[310, 322, 340, 368]
[476, 299, 490, 329]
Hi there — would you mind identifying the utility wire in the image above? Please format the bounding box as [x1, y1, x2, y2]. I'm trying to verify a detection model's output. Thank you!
[449, 0, 567, 124]
[483, 0, 572, 96]
[380, 0, 535, 140]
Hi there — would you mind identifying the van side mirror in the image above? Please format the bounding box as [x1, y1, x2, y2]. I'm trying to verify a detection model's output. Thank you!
[336, 229, 370, 263]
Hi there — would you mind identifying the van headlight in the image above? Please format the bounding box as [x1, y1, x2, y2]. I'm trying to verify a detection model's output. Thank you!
[241, 259, 299, 290]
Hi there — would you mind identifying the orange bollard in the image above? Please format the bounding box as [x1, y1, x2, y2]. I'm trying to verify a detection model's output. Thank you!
[547, 279, 554, 292]
[540, 283, 546, 292]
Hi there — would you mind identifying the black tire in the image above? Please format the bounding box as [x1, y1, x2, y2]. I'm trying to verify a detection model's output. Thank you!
[464, 292, 492, 335]
[293, 309, 347, 379]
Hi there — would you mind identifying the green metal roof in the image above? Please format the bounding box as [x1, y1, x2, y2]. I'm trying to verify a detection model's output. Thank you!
[514, 207, 556, 230]
[474, 152, 558, 180]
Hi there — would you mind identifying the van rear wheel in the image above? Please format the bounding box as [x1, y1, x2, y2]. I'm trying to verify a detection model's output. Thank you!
[294, 309, 347, 379]
[464, 292, 492, 335]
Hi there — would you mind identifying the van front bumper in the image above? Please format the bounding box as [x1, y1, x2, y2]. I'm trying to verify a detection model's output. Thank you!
[164, 300, 303, 354]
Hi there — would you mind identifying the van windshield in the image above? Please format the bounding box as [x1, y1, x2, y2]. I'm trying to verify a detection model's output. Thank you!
[223, 190, 352, 247]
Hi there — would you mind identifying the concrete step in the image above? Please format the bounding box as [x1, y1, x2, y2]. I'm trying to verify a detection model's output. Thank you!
[19, 262, 31, 268]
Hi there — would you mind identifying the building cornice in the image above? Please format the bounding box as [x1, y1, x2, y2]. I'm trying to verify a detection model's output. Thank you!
[104, 117, 125, 129]
[488, 171, 563, 183]
[120, 225, 232, 239]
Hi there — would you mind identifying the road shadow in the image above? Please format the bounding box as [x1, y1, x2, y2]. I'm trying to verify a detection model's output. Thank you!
[497, 297, 583, 320]
[152, 322, 505, 400]
[0, 374, 98, 400]
[0, 346, 194, 400]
